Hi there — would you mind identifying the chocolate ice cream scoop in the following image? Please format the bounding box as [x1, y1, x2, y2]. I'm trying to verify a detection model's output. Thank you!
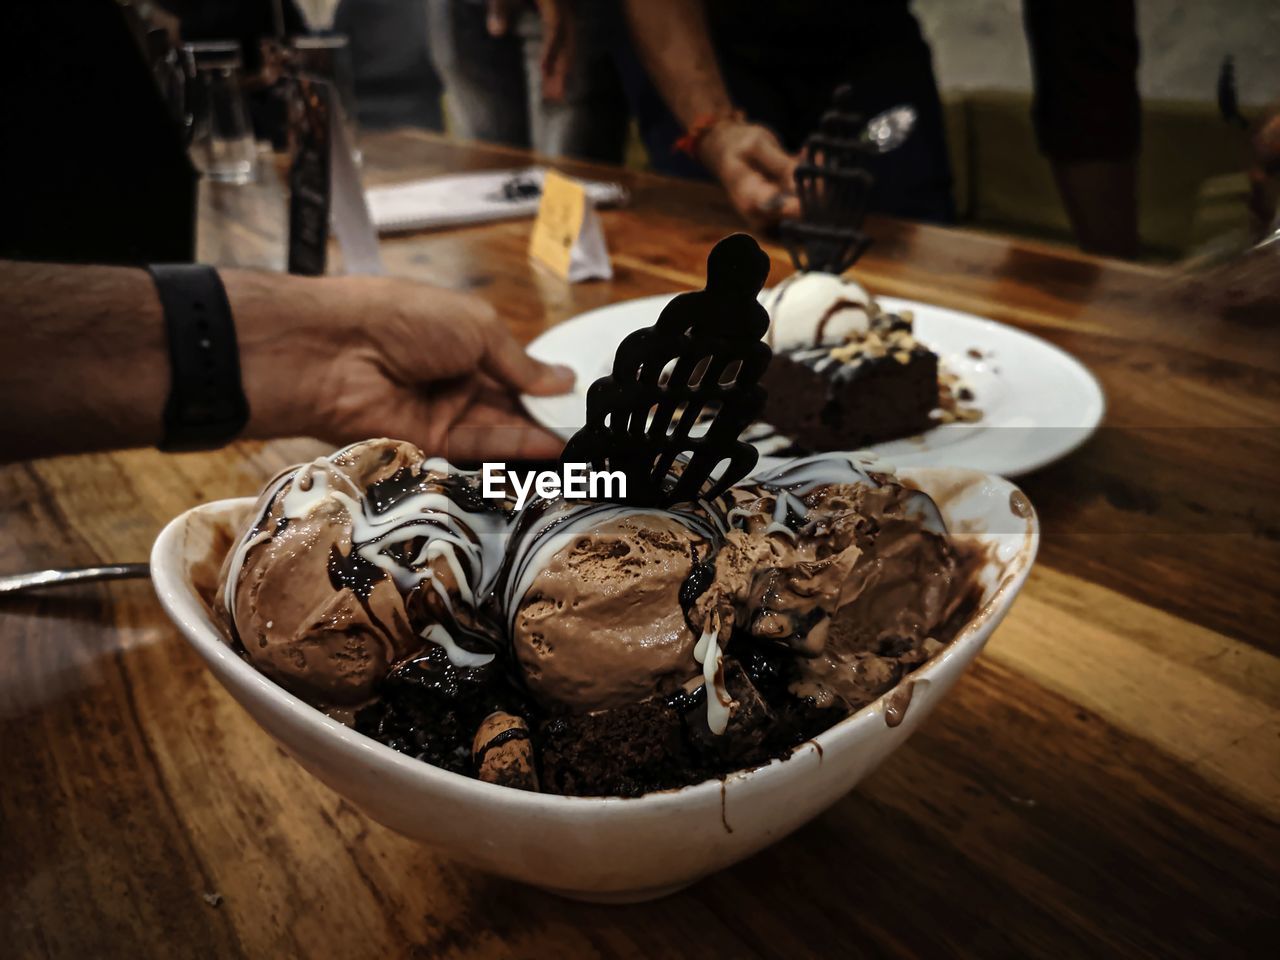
[727, 454, 970, 710]
[790, 491, 979, 710]
[503, 498, 721, 713]
[219, 439, 509, 703]
[683, 453, 961, 712]
[691, 454, 936, 642]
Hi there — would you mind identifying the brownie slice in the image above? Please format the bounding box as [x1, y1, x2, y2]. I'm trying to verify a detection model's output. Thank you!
[761, 315, 939, 450]
[537, 698, 695, 797]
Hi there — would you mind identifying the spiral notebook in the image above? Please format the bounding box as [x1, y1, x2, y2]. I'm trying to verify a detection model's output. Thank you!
[366, 167, 628, 234]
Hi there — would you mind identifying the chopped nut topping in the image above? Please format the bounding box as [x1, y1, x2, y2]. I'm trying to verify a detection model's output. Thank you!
[935, 366, 983, 425]
[829, 342, 861, 364]
[826, 311, 915, 365]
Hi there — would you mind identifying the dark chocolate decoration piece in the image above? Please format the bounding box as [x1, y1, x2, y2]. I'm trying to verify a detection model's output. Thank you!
[561, 234, 772, 506]
[780, 84, 904, 275]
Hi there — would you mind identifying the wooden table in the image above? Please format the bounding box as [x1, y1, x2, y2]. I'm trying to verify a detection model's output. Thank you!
[2, 130, 1277, 958]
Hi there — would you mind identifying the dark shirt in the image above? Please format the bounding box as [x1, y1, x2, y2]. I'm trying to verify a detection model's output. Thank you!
[1023, 0, 1141, 161]
[703, 0, 1141, 161]
[0, 0, 309, 265]
[0, 1, 197, 264]
[333, 0, 445, 131]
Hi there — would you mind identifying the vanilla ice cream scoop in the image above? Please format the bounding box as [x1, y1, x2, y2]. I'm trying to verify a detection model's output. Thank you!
[761, 272, 878, 352]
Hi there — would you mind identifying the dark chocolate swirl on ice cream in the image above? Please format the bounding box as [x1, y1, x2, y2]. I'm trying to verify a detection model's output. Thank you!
[219, 440, 510, 702]
[219, 442, 968, 740]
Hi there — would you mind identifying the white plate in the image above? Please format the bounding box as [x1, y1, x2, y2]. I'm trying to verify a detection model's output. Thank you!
[523, 293, 1105, 477]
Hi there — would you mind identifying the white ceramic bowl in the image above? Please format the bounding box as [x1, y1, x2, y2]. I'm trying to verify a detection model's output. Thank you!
[151, 467, 1037, 903]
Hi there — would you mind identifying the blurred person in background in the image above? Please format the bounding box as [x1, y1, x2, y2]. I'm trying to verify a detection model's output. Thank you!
[620, 0, 1141, 258]
[1, 0, 323, 264]
[1248, 105, 1280, 241]
[425, 0, 629, 162]
[334, 0, 445, 131]
[160, 0, 308, 68]
[1, 0, 201, 263]
[0, 261, 573, 463]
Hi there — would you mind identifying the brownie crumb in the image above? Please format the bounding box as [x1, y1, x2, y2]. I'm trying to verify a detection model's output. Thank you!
[354, 648, 521, 776]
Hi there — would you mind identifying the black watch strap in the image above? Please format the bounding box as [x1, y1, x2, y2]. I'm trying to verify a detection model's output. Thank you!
[146, 264, 250, 451]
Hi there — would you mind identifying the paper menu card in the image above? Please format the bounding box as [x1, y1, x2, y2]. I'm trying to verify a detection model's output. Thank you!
[366, 166, 627, 234]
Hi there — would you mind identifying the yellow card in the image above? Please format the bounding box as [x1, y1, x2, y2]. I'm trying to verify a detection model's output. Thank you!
[529, 170, 612, 282]
[529, 170, 586, 279]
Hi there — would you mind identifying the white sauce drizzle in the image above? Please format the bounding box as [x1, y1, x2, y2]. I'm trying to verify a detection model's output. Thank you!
[221, 465, 304, 622]
[764, 489, 808, 538]
[422, 623, 494, 667]
[739, 422, 793, 456]
[693, 625, 734, 735]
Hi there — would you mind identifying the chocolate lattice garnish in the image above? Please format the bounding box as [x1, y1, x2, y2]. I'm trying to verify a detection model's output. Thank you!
[780, 84, 879, 274]
[561, 234, 772, 506]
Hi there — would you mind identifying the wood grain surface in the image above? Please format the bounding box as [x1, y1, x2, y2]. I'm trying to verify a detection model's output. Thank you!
[1, 130, 1277, 959]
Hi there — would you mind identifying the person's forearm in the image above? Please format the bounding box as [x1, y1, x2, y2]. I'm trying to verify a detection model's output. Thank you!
[1023, 0, 1139, 257]
[2, 261, 572, 464]
[0, 262, 170, 460]
[622, 0, 732, 128]
[0, 262, 324, 462]
[1051, 159, 1139, 259]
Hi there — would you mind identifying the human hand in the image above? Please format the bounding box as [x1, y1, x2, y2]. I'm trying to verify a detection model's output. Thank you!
[487, 0, 574, 103]
[697, 120, 801, 228]
[485, 0, 521, 35]
[534, 0, 573, 102]
[229, 272, 575, 461]
[1247, 107, 1280, 238]
[1050, 159, 1139, 259]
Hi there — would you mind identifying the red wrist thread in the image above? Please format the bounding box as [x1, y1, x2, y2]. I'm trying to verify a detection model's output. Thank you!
[673, 109, 746, 158]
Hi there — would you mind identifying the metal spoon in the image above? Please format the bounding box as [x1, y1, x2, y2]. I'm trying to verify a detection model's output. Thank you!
[0, 563, 150, 596]
[860, 105, 917, 154]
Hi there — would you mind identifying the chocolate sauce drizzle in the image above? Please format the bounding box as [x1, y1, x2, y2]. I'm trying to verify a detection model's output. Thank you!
[326, 543, 384, 600]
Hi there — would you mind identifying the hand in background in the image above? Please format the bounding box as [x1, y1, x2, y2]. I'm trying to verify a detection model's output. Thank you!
[486, 0, 575, 103]
[534, 0, 573, 102]
[232, 273, 575, 461]
[697, 120, 801, 228]
[1247, 107, 1280, 239]
[1050, 159, 1139, 259]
